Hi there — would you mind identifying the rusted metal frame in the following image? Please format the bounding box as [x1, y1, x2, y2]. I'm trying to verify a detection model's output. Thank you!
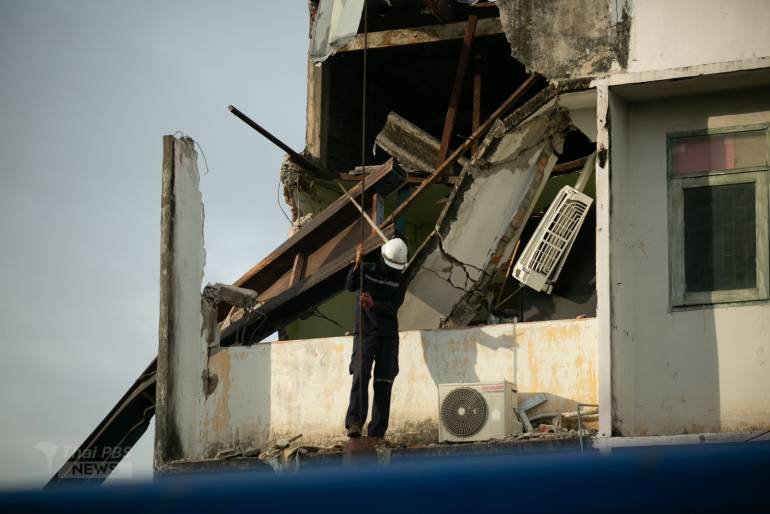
[221, 225, 395, 346]
[221, 159, 401, 321]
[289, 253, 306, 287]
[438, 15, 478, 163]
[47, 359, 158, 487]
[372, 193, 384, 226]
[471, 51, 482, 154]
[382, 74, 539, 227]
[339, 17, 503, 53]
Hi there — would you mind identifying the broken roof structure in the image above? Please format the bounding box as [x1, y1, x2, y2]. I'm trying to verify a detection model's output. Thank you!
[51, 0, 770, 484]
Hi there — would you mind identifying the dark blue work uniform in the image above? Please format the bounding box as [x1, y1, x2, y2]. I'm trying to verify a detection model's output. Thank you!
[345, 261, 406, 437]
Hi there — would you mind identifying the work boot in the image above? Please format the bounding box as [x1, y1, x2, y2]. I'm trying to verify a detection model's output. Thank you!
[347, 424, 362, 438]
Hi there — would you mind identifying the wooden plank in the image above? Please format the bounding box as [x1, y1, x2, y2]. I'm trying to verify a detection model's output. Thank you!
[339, 17, 502, 53]
[383, 74, 539, 227]
[438, 15, 477, 163]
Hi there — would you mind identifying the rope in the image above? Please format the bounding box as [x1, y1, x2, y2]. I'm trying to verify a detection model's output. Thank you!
[357, 0, 369, 432]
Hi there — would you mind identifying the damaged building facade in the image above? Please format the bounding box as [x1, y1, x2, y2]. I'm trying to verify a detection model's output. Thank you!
[152, 0, 770, 471]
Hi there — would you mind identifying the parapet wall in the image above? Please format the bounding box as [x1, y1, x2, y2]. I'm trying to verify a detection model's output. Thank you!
[196, 318, 597, 459]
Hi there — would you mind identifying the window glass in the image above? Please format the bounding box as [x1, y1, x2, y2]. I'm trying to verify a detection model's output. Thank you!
[672, 130, 766, 175]
[683, 182, 756, 292]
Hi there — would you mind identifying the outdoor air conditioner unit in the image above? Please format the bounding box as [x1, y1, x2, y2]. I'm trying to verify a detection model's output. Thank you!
[438, 381, 522, 443]
[512, 185, 593, 294]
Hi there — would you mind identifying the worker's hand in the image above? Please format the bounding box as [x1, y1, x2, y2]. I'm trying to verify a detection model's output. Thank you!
[354, 244, 364, 270]
[360, 292, 374, 310]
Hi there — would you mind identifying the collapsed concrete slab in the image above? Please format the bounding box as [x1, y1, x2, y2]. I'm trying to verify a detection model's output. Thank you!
[398, 105, 572, 330]
[375, 112, 468, 176]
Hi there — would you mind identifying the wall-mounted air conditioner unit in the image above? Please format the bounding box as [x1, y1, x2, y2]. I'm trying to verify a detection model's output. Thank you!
[438, 381, 522, 443]
[512, 185, 593, 294]
[512, 153, 595, 295]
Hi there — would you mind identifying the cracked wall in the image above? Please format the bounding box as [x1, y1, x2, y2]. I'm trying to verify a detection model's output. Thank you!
[399, 105, 572, 331]
[496, 0, 631, 79]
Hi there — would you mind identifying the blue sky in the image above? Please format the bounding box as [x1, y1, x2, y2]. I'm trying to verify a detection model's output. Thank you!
[0, 0, 308, 487]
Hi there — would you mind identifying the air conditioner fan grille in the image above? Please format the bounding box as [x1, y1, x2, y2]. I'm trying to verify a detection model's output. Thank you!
[440, 387, 488, 437]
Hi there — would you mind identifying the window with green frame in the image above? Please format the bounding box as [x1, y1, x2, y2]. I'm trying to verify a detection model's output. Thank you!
[668, 124, 770, 307]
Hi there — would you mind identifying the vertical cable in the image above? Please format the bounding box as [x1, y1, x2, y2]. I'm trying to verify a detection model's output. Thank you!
[357, 0, 369, 431]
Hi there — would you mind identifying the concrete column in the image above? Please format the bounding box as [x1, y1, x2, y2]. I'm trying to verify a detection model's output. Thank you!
[595, 84, 613, 438]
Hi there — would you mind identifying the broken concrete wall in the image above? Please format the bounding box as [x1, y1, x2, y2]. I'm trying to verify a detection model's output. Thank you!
[155, 136, 208, 467]
[398, 105, 572, 331]
[496, 0, 631, 79]
[197, 319, 597, 454]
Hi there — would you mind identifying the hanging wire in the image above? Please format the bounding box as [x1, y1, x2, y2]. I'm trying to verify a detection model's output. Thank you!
[311, 307, 344, 330]
[276, 179, 293, 223]
[494, 285, 524, 311]
[357, 0, 369, 429]
[173, 131, 211, 175]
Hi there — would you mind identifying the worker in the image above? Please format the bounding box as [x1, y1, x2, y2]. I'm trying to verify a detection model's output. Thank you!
[345, 238, 408, 440]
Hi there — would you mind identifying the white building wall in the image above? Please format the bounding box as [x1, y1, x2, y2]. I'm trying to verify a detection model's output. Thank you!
[628, 0, 770, 73]
[609, 86, 770, 436]
[197, 319, 597, 459]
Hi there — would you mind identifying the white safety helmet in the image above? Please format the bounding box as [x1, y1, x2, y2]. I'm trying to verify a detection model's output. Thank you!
[381, 238, 408, 271]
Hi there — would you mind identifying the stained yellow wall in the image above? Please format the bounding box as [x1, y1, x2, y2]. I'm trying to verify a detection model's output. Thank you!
[197, 318, 597, 457]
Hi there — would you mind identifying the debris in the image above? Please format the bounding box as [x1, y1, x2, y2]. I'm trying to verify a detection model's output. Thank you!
[375, 112, 468, 176]
[215, 448, 242, 460]
[275, 434, 303, 450]
[515, 392, 548, 433]
[202, 283, 259, 309]
[381, 74, 540, 228]
[399, 105, 573, 330]
[242, 446, 262, 458]
[218, 159, 404, 346]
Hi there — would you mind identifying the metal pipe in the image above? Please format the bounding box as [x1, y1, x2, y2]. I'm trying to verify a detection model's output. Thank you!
[228, 105, 329, 177]
[577, 403, 599, 454]
[227, 104, 388, 243]
[573, 152, 596, 193]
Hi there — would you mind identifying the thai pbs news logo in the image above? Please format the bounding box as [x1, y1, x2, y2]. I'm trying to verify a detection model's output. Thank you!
[35, 442, 134, 479]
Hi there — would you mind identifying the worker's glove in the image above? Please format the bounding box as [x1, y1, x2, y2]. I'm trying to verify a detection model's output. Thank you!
[360, 292, 374, 310]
